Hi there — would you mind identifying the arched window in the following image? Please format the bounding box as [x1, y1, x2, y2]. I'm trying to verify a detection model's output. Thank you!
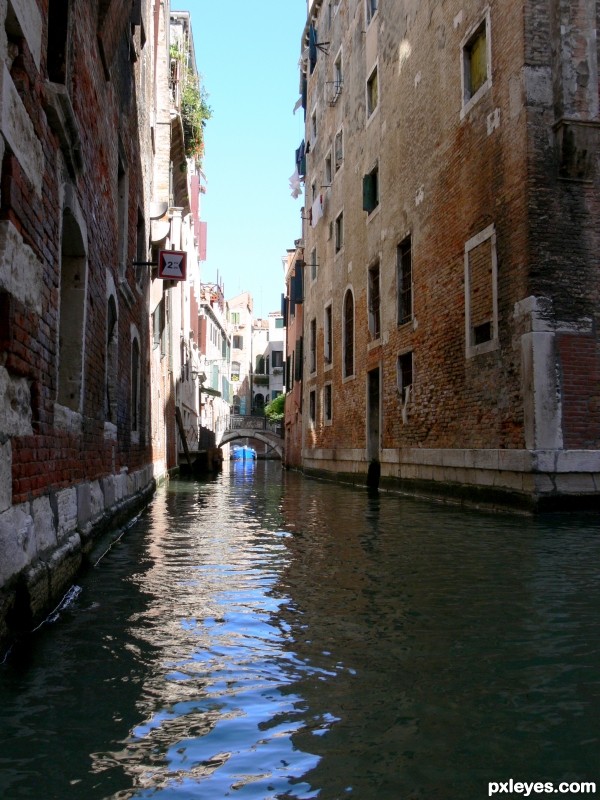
[131, 334, 140, 434]
[343, 288, 354, 378]
[57, 207, 87, 412]
[105, 294, 118, 423]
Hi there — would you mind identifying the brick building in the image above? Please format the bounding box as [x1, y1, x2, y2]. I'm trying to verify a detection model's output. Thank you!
[294, 0, 600, 509]
[0, 0, 208, 649]
[283, 247, 305, 468]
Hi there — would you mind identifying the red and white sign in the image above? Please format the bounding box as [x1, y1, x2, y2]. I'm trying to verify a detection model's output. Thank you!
[158, 249, 187, 281]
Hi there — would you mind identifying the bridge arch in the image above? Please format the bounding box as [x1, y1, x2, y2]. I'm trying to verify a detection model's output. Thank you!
[219, 428, 283, 459]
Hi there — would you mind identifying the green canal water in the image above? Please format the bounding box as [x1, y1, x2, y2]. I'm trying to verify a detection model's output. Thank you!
[1, 462, 599, 799]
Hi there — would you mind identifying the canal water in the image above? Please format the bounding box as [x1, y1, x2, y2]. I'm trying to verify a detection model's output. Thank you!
[1, 462, 599, 800]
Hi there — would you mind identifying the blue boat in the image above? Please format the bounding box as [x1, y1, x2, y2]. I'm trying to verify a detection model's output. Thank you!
[231, 445, 257, 461]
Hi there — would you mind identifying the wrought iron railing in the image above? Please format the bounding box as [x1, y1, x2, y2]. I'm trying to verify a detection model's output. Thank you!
[228, 415, 283, 438]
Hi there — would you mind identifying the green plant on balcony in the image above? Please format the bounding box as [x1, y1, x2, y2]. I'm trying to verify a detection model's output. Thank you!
[253, 374, 269, 386]
[171, 45, 212, 164]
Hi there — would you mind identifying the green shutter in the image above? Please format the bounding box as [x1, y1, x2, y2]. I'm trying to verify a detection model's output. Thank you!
[363, 172, 376, 213]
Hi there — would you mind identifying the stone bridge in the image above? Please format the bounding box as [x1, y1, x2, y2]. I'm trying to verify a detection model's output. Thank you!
[218, 415, 284, 458]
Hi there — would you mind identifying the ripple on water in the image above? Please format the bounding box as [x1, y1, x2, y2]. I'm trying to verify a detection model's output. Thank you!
[1, 466, 599, 799]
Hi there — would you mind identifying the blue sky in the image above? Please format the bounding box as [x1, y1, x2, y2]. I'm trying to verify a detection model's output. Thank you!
[171, 1, 307, 318]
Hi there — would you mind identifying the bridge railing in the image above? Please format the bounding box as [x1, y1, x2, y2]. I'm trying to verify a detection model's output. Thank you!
[227, 414, 283, 439]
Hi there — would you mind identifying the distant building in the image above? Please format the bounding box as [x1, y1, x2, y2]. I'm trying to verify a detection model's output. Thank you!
[228, 292, 253, 415]
[198, 281, 231, 449]
[250, 313, 285, 411]
[292, 0, 600, 509]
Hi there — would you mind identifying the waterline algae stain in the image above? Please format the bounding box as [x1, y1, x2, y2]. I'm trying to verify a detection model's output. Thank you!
[1, 463, 599, 799]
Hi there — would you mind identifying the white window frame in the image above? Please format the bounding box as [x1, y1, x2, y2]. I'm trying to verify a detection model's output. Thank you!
[366, 62, 379, 121]
[334, 127, 344, 172]
[325, 150, 333, 185]
[460, 9, 492, 120]
[334, 209, 344, 254]
[464, 223, 499, 358]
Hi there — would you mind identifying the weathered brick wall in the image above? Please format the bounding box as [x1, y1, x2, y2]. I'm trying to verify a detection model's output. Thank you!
[0, 0, 157, 642]
[300, 0, 600, 469]
[525, 0, 600, 448]
[2, 2, 152, 505]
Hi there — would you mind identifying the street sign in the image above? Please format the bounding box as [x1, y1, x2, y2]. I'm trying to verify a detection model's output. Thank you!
[158, 249, 187, 281]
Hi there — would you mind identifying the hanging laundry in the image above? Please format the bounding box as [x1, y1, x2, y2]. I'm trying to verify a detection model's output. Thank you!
[311, 193, 323, 227]
[289, 167, 302, 199]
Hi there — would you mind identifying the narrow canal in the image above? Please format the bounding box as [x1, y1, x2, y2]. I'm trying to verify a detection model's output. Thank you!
[1, 462, 599, 799]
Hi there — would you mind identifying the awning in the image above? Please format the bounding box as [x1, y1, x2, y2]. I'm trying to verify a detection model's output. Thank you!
[201, 387, 221, 397]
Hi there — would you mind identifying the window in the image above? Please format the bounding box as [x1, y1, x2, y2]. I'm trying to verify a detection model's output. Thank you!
[57, 206, 87, 412]
[309, 24, 317, 74]
[343, 289, 354, 379]
[47, 0, 71, 84]
[272, 350, 284, 368]
[152, 297, 165, 353]
[309, 389, 316, 424]
[117, 153, 129, 280]
[397, 236, 413, 325]
[233, 335, 243, 349]
[366, 0, 378, 25]
[255, 355, 266, 374]
[334, 128, 343, 171]
[310, 247, 318, 281]
[335, 211, 344, 253]
[136, 208, 146, 287]
[363, 164, 379, 214]
[325, 151, 332, 185]
[105, 294, 118, 424]
[294, 336, 303, 381]
[231, 362, 240, 382]
[367, 65, 378, 118]
[131, 333, 141, 434]
[368, 263, 381, 339]
[275, 317, 284, 329]
[464, 224, 498, 357]
[324, 383, 332, 423]
[309, 317, 317, 374]
[461, 14, 491, 115]
[311, 108, 317, 141]
[231, 312, 240, 325]
[334, 52, 343, 90]
[329, 50, 343, 105]
[397, 352, 413, 402]
[324, 304, 333, 364]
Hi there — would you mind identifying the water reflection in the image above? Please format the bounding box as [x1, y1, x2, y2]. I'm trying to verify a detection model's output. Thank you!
[0, 464, 599, 800]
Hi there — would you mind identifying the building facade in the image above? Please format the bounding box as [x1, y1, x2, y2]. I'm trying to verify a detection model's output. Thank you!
[295, 0, 600, 509]
[229, 291, 253, 416]
[198, 280, 231, 450]
[283, 247, 305, 468]
[0, 0, 209, 649]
